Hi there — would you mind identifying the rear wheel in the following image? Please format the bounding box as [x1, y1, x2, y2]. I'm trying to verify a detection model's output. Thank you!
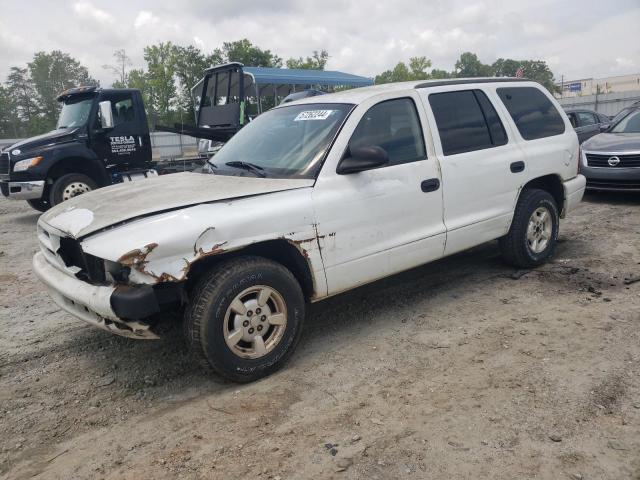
[184, 256, 305, 383]
[49, 173, 97, 206]
[499, 189, 559, 268]
[27, 198, 50, 212]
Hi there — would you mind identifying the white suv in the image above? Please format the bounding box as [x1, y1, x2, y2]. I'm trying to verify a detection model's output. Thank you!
[33, 78, 586, 382]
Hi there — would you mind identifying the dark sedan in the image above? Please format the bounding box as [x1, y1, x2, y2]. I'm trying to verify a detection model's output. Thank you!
[580, 106, 640, 191]
[565, 108, 611, 143]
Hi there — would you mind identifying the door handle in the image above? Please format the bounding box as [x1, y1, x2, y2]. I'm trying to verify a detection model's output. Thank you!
[421, 178, 440, 192]
[510, 161, 525, 173]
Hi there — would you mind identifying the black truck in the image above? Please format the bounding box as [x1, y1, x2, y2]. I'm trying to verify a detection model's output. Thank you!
[0, 86, 201, 212]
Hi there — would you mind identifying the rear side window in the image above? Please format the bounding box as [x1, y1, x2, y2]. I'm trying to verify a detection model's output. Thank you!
[497, 87, 565, 140]
[348, 98, 426, 166]
[428, 90, 507, 156]
[577, 112, 597, 126]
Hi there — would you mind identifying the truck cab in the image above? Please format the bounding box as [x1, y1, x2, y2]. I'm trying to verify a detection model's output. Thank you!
[0, 86, 152, 211]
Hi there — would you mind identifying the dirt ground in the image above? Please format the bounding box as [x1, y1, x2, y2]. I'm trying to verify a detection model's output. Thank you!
[0, 192, 639, 480]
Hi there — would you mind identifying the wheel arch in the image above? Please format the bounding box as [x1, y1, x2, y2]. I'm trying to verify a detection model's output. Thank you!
[185, 239, 316, 301]
[521, 174, 564, 216]
[46, 156, 110, 187]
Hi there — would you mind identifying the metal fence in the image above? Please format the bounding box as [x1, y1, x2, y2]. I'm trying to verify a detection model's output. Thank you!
[0, 132, 199, 159]
[558, 90, 640, 117]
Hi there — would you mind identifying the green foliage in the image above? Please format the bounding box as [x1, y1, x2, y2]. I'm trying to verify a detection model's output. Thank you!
[28, 50, 98, 130]
[375, 57, 433, 83]
[375, 52, 558, 94]
[286, 50, 329, 70]
[172, 45, 222, 114]
[1, 53, 97, 137]
[220, 39, 282, 67]
[454, 52, 493, 77]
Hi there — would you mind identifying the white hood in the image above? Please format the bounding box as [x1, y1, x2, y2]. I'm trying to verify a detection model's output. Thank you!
[40, 172, 314, 238]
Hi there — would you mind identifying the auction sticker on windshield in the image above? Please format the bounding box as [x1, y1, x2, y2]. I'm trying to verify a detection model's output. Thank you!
[294, 110, 335, 121]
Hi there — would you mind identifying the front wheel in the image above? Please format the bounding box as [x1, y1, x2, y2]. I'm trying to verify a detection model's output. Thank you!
[184, 256, 305, 383]
[49, 173, 97, 207]
[499, 189, 559, 268]
[27, 198, 50, 212]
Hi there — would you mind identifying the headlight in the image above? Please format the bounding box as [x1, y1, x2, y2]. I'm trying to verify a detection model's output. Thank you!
[13, 156, 43, 172]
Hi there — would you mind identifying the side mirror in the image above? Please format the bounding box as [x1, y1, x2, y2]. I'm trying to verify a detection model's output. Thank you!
[600, 123, 610, 132]
[337, 146, 389, 174]
[98, 101, 114, 129]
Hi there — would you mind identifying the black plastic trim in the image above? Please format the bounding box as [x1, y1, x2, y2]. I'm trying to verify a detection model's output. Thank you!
[111, 285, 160, 320]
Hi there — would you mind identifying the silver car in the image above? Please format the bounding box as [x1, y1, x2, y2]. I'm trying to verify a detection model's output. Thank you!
[580, 106, 640, 191]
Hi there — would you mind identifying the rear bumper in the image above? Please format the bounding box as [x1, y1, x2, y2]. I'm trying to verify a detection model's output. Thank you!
[562, 174, 586, 217]
[33, 252, 160, 339]
[0, 180, 44, 200]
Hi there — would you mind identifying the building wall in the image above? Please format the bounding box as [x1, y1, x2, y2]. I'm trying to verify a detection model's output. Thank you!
[558, 90, 640, 117]
[557, 73, 640, 98]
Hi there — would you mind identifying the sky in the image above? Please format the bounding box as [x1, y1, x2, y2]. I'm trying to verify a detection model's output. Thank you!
[0, 0, 639, 87]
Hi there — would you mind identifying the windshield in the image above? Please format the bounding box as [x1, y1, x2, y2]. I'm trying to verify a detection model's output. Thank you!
[57, 97, 94, 129]
[610, 109, 640, 133]
[210, 103, 354, 179]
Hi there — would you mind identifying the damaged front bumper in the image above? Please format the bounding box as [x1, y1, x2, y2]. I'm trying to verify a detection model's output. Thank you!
[33, 251, 160, 339]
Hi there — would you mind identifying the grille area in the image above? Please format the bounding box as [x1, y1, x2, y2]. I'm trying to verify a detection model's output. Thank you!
[0, 152, 9, 175]
[586, 153, 640, 168]
[37, 223, 105, 283]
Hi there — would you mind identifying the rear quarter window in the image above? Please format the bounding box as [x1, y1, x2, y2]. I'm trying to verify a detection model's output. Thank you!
[497, 87, 565, 140]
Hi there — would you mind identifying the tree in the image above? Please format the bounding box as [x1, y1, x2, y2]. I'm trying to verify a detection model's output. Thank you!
[103, 49, 132, 88]
[140, 42, 178, 127]
[375, 57, 434, 84]
[286, 50, 329, 70]
[492, 58, 559, 93]
[6, 67, 37, 135]
[172, 45, 222, 113]
[220, 39, 282, 67]
[0, 85, 19, 137]
[454, 52, 493, 77]
[429, 69, 452, 79]
[28, 50, 98, 130]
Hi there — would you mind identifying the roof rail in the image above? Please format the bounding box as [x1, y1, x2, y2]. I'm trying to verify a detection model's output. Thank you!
[414, 77, 530, 89]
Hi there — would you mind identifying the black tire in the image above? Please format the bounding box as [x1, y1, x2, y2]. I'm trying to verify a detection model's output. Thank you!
[49, 173, 97, 206]
[184, 256, 305, 383]
[27, 198, 50, 212]
[499, 188, 559, 268]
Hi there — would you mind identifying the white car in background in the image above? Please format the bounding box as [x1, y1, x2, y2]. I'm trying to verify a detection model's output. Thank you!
[33, 78, 585, 382]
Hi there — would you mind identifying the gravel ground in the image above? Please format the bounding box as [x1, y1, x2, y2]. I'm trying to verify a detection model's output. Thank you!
[0, 192, 639, 480]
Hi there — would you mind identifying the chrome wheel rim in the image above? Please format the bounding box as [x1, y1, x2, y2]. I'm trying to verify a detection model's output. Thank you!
[223, 285, 288, 359]
[527, 206, 552, 254]
[62, 182, 92, 201]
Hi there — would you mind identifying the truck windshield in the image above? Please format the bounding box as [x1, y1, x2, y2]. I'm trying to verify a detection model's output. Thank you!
[57, 97, 94, 129]
[610, 110, 640, 133]
[210, 103, 354, 179]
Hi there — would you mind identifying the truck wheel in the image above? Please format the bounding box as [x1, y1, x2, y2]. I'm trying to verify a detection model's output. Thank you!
[27, 199, 50, 212]
[499, 188, 559, 268]
[184, 256, 305, 383]
[49, 173, 97, 206]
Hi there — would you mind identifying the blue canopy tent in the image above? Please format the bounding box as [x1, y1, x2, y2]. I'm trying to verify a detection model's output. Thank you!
[158, 63, 373, 142]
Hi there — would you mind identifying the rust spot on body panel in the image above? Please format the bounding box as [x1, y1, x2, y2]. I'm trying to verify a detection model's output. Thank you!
[118, 242, 158, 267]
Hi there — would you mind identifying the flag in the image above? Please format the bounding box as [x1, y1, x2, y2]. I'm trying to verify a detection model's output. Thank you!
[515, 66, 524, 78]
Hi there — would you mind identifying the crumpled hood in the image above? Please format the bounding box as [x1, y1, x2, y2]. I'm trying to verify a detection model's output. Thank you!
[4, 128, 78, 154]
[40, 172, 314, 238]
[582, 132, 640, 152]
